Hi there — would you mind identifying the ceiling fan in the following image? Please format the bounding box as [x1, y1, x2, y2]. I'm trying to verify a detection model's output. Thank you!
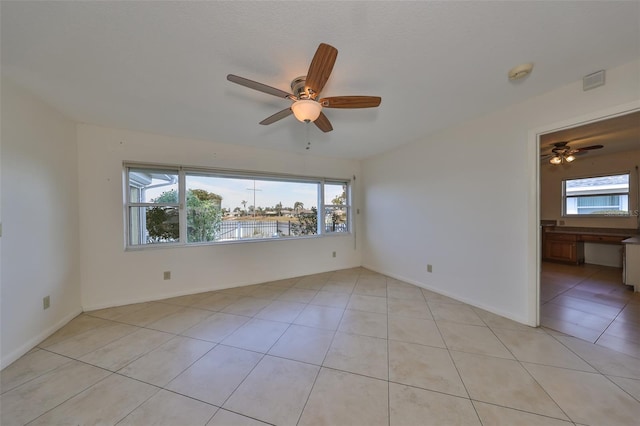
[226, 43, 381, 133]
[541, 141, 604, 165]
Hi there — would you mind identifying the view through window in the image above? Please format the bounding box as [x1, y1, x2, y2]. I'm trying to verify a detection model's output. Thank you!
[126, 165, 350, 247]
[563, 173, 630, 216]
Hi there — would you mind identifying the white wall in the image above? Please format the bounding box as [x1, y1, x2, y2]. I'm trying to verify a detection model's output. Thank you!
[1, 78, 82, 368]
[362, 60, 640, 325]
[77, 125, 362, 310]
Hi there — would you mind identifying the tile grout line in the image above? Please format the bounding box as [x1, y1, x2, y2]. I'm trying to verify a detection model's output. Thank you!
[294, 274, 357, 425]
[421, 284, 483, 425]
[544, 331, 640, 403]
[486, 325, 574, 423]
[541, 262, 640, 357]
[10, 267, 638, 425]
[196, 279, 318, 422]
[385, 276, 391, 426]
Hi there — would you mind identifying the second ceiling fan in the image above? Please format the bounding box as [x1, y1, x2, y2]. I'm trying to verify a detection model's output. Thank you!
[227, 43, 381, 133]
[542, 141, 604, 165]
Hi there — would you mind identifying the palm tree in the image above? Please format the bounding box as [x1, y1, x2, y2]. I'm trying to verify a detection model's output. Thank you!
[294, 201, 303, 214]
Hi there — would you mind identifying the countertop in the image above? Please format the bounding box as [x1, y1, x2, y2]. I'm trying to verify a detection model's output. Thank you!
[623, 237, 640, 245]
[544, 226, 639, 238]
[546, 230, 633, 237]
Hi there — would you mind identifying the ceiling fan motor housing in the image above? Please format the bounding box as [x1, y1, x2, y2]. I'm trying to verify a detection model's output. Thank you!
[291, 76, 311, 99]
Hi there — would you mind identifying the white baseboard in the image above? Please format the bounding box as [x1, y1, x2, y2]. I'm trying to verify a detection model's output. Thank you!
[1, 308, 83, 370]
[82, 285, 226, 312]
[83, 264, 361, 312]
[361, 263, 531, 326]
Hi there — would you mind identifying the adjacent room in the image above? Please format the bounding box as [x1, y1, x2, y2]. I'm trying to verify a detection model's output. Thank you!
[2, 2, 640, 425]
[539, 112, 640, 355]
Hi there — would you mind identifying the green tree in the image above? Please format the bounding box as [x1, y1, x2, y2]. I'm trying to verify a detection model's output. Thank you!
[293, 201, 304, 214]
[146, 190, 179, 243]
[186, 190, 222, 242]
[330, 186, 347, 230]
[291, 207, 317, 236]
[190, 188, 222, 204]
[146, 189, 223, 243]
[275, 202, 283, 216]
[332, 186, 347, 205]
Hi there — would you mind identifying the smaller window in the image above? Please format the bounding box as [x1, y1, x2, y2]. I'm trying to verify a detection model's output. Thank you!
[127, 168, 180, 245]
[323, 182, 350, 233]
[563, 173, 630, 216]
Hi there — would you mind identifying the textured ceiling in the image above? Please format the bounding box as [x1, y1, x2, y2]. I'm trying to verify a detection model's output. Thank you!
[2, 1, 639, 159]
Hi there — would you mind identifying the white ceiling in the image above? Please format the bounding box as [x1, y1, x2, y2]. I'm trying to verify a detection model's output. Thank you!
[2, 1, 639, 159]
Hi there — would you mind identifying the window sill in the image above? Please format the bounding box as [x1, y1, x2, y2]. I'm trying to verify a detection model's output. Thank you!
[125, 232, 352, 251]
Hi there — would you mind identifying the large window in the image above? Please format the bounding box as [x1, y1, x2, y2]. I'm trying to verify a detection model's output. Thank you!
[125, 164, 351, 248]
[563, 173, 630, 216]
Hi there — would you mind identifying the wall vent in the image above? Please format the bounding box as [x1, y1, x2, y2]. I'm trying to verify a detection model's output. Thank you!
[583, 70, 605, 91]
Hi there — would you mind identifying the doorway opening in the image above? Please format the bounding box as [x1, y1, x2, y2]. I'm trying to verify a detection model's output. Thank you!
[535, 107, 640, 356]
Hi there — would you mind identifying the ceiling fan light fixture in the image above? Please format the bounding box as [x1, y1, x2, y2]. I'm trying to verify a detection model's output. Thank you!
[291, 99, 322, 122]
[549, 156, 562, 165]
[565, 154, 576, 163]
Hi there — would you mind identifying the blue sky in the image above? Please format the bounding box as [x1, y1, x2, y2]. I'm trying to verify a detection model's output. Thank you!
[187, 176, 319, 210]
[140, 172, 345, 210]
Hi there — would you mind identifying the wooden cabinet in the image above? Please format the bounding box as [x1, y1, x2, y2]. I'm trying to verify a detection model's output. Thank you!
[542, 228, 633, 266]
[543, 233, 584, 264]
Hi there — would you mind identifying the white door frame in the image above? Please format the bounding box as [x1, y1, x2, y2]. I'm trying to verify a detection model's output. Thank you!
[527, 100, 640, 326]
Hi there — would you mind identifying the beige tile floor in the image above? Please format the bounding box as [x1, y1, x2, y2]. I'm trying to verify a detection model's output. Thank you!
[541, 261, 640, 358]
[2, 267, 640, 425]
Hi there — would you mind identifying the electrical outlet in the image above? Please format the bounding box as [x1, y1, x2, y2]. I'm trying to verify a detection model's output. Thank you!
[332, 251, 336, 258]
[163, 271, 171, 280]
[43, 296, 50, 310]
[427, 264, 433, 273]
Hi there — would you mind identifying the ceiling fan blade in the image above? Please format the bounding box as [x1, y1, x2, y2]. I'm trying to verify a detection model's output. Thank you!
[320, 96, 382, 109]
[305, 43, 338, 97]
[259, 108, 293, 125]
[576, 144, 604, 151]
[227, 74, 292, 99]
[314, 112, 333, 132]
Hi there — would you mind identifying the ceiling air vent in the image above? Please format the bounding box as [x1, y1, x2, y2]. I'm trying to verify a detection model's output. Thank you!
[583, 70, 605, 91]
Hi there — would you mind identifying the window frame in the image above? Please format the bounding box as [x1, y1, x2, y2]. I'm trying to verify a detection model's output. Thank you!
[322, 180, 351, 234]
[562, 171, 631, 217]
[124, 163, 352, 250]
[125, 166, 182, 247]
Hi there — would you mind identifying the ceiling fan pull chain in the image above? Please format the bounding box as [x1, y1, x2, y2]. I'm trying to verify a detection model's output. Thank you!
[306, 122, 311, 150]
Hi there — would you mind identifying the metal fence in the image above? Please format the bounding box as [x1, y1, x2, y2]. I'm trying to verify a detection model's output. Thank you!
[218, 220, 291, 240]
[218, 220, 347, 241]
